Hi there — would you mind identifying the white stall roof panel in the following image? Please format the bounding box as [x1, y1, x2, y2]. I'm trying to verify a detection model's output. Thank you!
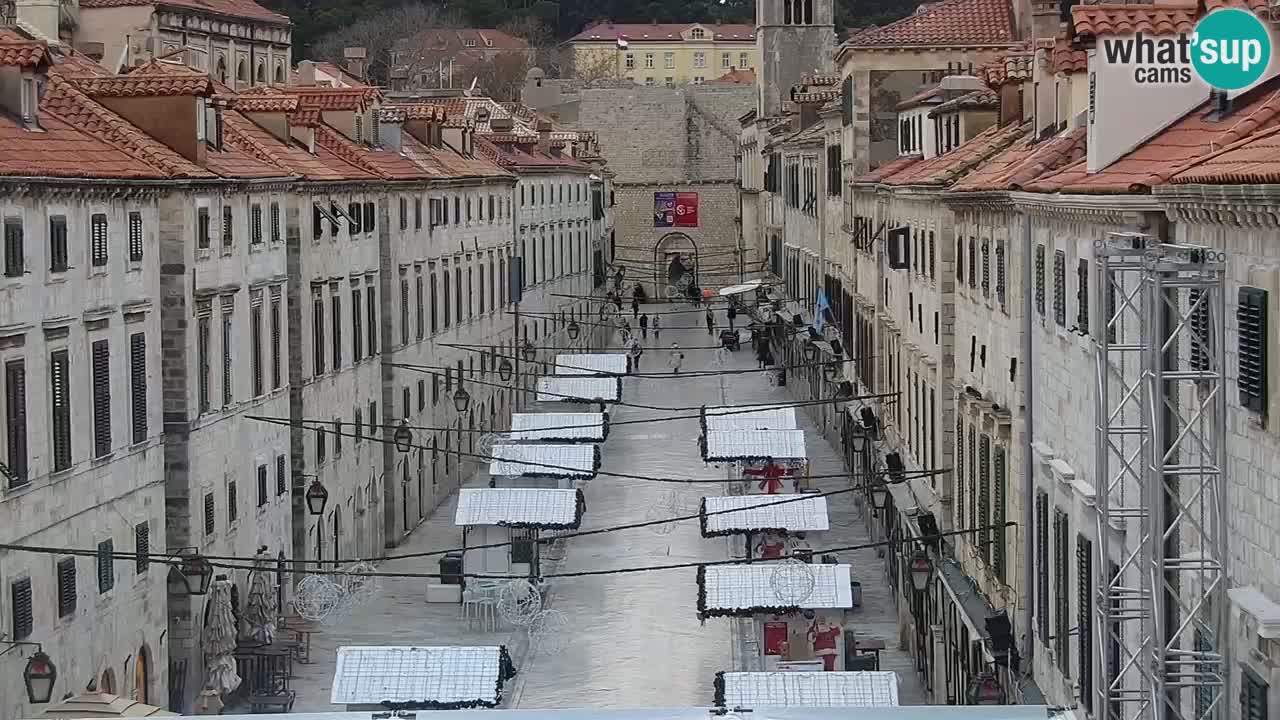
[703, 430, 806, 460]
[509, 413, 606, 442]
[330, 646, 502, 705]
[720, 671, 900, 708]
[454, 487, 579, 526]
[489, 444, 596, 478]
[702, 494, 830, 534]
[701, 563, 853, 611]
[555, 353, 628, 375]
[536, 377, 620, 403]
[704, 405, 798, 432]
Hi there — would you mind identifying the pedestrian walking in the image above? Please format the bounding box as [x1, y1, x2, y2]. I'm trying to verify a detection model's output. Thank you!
[757, 342, 771, 369]
[626, 336, 643, 372]
[705, 307, 715, 335]
[727, 304, 737, 330]
[631, 297, 640, 319]
[668, 343, 684, 374]
[653, 315, 661, 341]
[639, 313, 649, 339]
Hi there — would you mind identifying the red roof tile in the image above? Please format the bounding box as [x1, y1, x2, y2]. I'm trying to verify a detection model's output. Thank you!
[401, 132, 512, 180]
[291, 86, 379, 111]
[897, 85, 945, 111]
[1027, 80, 1280, 193]
[887, 121, 1028, 186]
[850, 155, 923, 184]
[1205, 0, 1268, 11]
[287, 107, 321, 127]
[0, 28, 48, 68]
[395, 28, 531, 53]
[221, 111, 370, 182]
[0, 110, 166, 179]
[1071, 1, 1198, 37]
[71, 59, 212, 97]
[234, 94, 299, 112]
[1050, 38, 1088, 74]
[568, 22, 755, 43]
[847, 0, 1017, 48]
[384, 104, 446, 121]
[78, 0, 288, 25]
[952, 126, 1087, 191]
[1169, 124, 1280, 184]
[314, 125, 427, 180]
[710, 68, 757, 85]
[930, 88, 999, 116]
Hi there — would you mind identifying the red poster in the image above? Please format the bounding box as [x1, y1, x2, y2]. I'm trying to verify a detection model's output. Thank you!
[674, 192, 699, 227]
[764, 621, 789, 656]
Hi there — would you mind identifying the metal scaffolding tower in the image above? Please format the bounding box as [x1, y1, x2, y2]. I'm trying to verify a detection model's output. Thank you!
[1093, 232, 1229, 720]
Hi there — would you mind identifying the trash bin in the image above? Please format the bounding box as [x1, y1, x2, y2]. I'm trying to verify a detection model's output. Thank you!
[439, 552, 463, 586]
[850, 581, 863, 607]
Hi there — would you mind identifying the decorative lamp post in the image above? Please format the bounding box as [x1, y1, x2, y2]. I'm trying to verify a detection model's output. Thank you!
[822, 361, 839, 381]
[452, 384, 472, 414]
[802, 341, 818, 364]
[498, 357, 514, 382]
[870, 482, 889, 511]
[909, 551, 933, 592]
[850, 427, 868, 456]
[166, 549, 214, 597]
[965, 673, 1004, 705]
[23, 650, 56, 704]
[393, 421, 414, 453]
[567, 320, 581, 341]
[521, 340, 537, 362]
[305, 479, 329, 516]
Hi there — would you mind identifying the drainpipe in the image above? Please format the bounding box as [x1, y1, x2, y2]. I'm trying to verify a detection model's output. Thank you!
[1019, 210, 1035, 668]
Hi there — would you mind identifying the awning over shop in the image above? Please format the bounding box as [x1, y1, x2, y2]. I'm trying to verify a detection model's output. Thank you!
[700, 429, 807, 462]
[454, 487, 584, 529]
[536, 376, 622, 403]
[509, 413, 607, 442]
[700, 494, 829, 536]
[715, 671, 900, 708]
[488, 443, 599, 479]
[701, 405, 798, 432]
[555, 353, 628, 376]
[329, 645, 514, 709]
[203, 704, 1055, 720]
[37, 693, 177, 718]
[696, 563, 853, 618]
[718, 280, 763, 296]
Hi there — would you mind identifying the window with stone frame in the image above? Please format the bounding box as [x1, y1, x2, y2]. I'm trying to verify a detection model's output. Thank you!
[1238, 286, 1268, 414]
[1053, 249, 1067, 326]
[1035, 244, 1045, 316]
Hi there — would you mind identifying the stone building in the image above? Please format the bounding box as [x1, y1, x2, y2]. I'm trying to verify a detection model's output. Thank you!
[565, 22, 758, 86]
[755, 0, 836, 118]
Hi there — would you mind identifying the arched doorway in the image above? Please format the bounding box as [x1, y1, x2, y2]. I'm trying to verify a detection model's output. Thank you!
[100, 667, 116, 695]
[215, 57, 227, 83]
[652, 232, 698, 297]
[274, 63, 285, 85]
[134, 646, 149, 703]
[236, 59, 248, 85]
[255, 62, 265, 84]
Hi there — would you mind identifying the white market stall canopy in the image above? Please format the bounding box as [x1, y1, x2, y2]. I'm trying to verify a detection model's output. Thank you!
[454, 487, 584, 529]
[555, 353, 628, 375]
[700, 494, 830, 537]
[718, 279, 763, 296]
[536, 376, 621, 403]
[701, 430, 807, 462]
[488, 443, 599, 479]
[716, 671, 900, 708]
[329, 645, 513, 708]
[697, 563, 853, 618]
[509, 412, 607, 442]
[702, 405, 798, 432]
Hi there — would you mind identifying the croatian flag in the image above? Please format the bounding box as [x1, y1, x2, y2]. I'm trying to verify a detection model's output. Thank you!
[617, 35, 629, 50]
[815, 289, 831, 333]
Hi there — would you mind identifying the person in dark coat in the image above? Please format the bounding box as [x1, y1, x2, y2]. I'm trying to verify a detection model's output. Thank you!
[705, 307, 715, 335]
[727, 304, 737, 330]
[639, 313, 649, 339]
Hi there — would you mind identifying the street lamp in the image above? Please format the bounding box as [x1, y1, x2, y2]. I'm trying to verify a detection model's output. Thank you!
[870, 481, 889, 511]
[909, 551, 933, 592]
[822, 361, 839, 381]
[567, 320, 581, 340]
[965, 673, 1004, 705]
[166, 549, 214, 597]
[833, 380, 855, 401]
[393, 420, 414, 453]
[850, 427, 869, 456]
[452, 384, 472, 414]
[498, 357, 514, 381]
[23, 650, 56, 704]
[305, 479, 329, 516]
[802, 341, 818, 364]
[521, 340, 537, 362]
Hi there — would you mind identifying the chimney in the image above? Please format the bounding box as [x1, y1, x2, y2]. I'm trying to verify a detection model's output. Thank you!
[13, 0, 59, 46]
[297, 60, 318, 86]
[536, 118, 552, 155]
[344, 47, 367, 81]
[378, 108, 404, 152]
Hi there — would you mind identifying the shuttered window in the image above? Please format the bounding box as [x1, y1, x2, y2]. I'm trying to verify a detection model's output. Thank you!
[135, 522, 149, 573]
[978, 434, 991, 557]
[50, 349, 71, 470]
[129, 333, 147, 444]
[57, 557, 76, 617]
[1054, 250, 1067, 326]
[367, 286, 377, 354]
[4, 360, 27, 487]
[333, 419, 342, 456]
[221, 205, 232, 247]
[128, 211, 143, 261]
[251, 293, 264, 397]
[316, 424, 326, 463]
[227, 480, 238, 523]
[197, 310, 211, 412]
[993, 446, 1007, 580]
[270, 289, 282, 389]
[1036, 491, 1050, 641]
[1242, 666, 1269, 720]
[417, 379, 426, 411]
[276, 454, 287, 496]
[1054, 507, 1070, 673]
[197, 207, 211, 249]
[995, 240, 1006, 307]
[91, 339, 111, 457]
[363, 201, 375, 233]
[312, 292, 325, 375]
[1077, 258, 1090, 332]
[10, 577, 32, 639]
[1238, 287, 1268, 413]
[3, 217, 23, 277]
[1078, 534, 1094, 714]
[1188, 289, 1211, 371]
[331, 293, 342, 369]
[414, 197, 423, 230]
[49, 215, 68, 272]
[1035, 244, 1046, 316]
[981, 241, 990, 296]
[968, 426, 977, 531]
[221, 304, 233, 404]
[250, 204, 263, 244]
[954, 417, 965, 526]
[955, 235, 965, 284]
[203, 492, 215, 536]
[400, 279, 410, 346]
[1105, 269, 1118, 343]
[90, 213, 108, 267]
[399, 197, 408, 230]
[967, 237, 976, 288]
[97, 539, 114, 593]
[257, 464, 268, 507]
[352, 288, 363, 360]
[270, 202, 281, 242]
[415, 275, 425, 340]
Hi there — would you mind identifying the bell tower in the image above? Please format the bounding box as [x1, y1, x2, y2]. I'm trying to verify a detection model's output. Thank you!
[756, 0, 837, 117]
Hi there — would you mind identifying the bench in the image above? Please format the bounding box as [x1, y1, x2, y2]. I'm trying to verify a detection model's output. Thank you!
[249, 690, 296, 713]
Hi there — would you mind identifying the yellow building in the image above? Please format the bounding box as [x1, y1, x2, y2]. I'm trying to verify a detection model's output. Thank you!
[566, 22, 758, 86]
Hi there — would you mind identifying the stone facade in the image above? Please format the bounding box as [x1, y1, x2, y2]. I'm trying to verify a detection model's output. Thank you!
[755, 0, 836, 117]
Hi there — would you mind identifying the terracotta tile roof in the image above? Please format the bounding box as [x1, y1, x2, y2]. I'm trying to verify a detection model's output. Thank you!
[395, 28, 531, 53]
[886, 121, 1028, 186]
[0, 28, 49, 68]
[709, 68, 756, 85]
[850, 155, 923, 184]
[70, 59, 212, 97]
[78, 0, 289, 25]
[793, 89, 840, 103]
[314, 124, 427, 180]
[221, 111, 370, 181]
[568, 22, 756, 43]
[287, 107, 321, 127]
[0, 109, 166, 179]
[929, 88, 999, 116]
[952, 126, 1087, 191]
[401, 132, 512, 180]
[290, 86, 379, 111]
[1205, 0, 1268, 11]
[49, 47, 112, 76]
[1028, 81, 1280, 193]
[846, 0, 1017, 48]
[234, 93, 299, 112]
[40, 74, 212, 178]
[204, 143, 293, 179]
[1169, 124, 1280, 184]
[480, 136, 591, 171]
[801, 73, 839, 87]
[897, 85, 944, 111]
[1070, 1, 1198, 37]
[1050, 38, 1088, 74]
[386, 104, 446, 121]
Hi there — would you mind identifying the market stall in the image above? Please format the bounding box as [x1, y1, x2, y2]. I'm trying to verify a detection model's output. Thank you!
[696, 563, 854, 671]
[329, 645, 516, 710]
[509, 412, 608, 443]
[699, 494, 829, 559]
[712, 670, 900, 708]
[699, 429, 809, 493]
[701, 405, 798, 433]
[454, 488, 585, 578]
[487, 444, 601, 489]
[536, 376, 622, 404]
[554, 353, 629, 376]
